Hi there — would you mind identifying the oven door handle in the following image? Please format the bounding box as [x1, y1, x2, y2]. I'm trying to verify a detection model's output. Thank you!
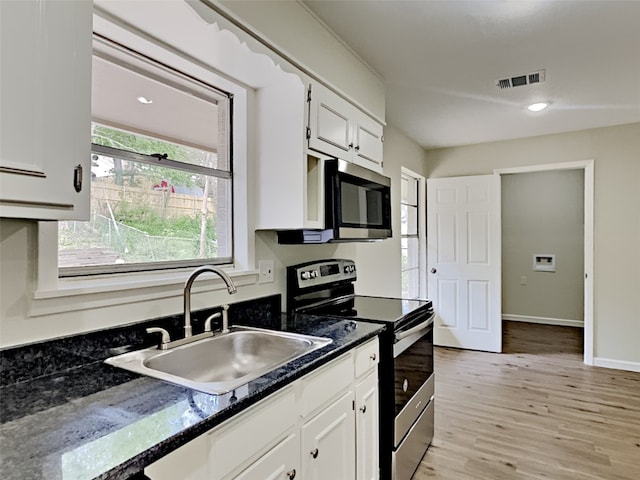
[395, 312, 435, 342]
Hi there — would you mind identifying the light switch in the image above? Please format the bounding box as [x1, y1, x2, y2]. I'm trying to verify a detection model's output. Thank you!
[520, 276, 527, 285]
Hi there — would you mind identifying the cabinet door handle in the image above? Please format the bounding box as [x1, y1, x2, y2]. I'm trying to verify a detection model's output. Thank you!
[360, 405, 367, 414]
[348, 142, 354, 149]
[430, 268, 437, 274]
[355, 145, 360, 151]
[287, 469, 296, 479]
[73, 164, 83, 193]
[310, 448, 319, 459]
[370, 353, 376, 361]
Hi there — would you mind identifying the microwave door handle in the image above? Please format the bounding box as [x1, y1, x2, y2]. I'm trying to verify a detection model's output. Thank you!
[394, 312, 436, 341]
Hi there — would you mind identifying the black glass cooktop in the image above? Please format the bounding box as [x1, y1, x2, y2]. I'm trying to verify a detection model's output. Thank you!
[304, 295, 432, 328]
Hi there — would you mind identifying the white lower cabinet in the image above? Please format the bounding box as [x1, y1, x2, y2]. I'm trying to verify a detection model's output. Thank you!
[356, 371, 380, 480]
[301, 392, 356, 480]
[144, 338, 379, 480]
[233, 433, 299, 480]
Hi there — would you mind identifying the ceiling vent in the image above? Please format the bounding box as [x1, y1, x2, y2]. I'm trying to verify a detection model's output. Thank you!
[496, 69, 546, 89]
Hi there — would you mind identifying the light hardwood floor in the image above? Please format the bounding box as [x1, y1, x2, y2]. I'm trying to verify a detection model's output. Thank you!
[414, 321, 640, 480]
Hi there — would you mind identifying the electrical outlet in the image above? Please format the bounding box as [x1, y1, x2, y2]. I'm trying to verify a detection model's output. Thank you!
[259, 260, 275, 283]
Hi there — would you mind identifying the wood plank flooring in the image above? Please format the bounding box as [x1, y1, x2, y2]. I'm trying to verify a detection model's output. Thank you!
[413, 321, 640, 480]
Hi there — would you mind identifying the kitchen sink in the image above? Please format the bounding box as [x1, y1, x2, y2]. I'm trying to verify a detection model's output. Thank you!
[105, 326, 332, 395]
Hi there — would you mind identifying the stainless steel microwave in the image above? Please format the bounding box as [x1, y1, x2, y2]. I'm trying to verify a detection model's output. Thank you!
[278, 159, 392, 243]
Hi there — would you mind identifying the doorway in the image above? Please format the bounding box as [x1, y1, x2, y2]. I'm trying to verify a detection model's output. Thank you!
[495, 160, 594, 365]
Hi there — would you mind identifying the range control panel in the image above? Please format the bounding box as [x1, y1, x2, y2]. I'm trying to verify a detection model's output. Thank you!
[291, 259, 356, 289]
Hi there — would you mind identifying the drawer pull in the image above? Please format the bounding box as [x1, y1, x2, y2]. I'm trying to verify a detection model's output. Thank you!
[287, 469, 296, 479]
[310, 448, 319, 459]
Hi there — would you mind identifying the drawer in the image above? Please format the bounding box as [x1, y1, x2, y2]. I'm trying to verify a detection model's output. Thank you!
[354, 337, 379, 378]
[298, 352, 353, 418]
[209, 386, 296, 478]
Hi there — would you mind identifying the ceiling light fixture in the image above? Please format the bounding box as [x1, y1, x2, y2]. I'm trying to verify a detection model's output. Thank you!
[137, 96, 153, 105]
[527, 102, 549, 112]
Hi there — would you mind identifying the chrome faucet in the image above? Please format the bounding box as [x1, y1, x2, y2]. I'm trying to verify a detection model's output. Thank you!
[184, 266, 237, 337]
[146, 266, 238, 350]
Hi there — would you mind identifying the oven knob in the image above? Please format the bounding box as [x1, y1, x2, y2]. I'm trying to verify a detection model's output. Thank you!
[311, 270, 318, 278]
[301, 271, 311, 280]
[402, 378, 409, 392]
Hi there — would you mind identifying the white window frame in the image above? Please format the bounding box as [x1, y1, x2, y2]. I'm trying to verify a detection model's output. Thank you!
[400, 167, 427, 299]
[32, 9, 256, 317]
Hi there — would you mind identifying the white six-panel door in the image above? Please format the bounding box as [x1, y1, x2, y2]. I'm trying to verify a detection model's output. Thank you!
[427, 175, 502, 352]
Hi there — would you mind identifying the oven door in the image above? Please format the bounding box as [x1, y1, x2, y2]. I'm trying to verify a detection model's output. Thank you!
[393, 312, 435, 446]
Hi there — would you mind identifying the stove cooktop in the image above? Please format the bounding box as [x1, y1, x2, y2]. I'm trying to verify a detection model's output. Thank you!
[346, 295, 432, 324]
[302, 295, 432, 329]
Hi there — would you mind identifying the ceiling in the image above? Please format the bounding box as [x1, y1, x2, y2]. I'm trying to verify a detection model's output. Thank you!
[302, 0, 640, 149]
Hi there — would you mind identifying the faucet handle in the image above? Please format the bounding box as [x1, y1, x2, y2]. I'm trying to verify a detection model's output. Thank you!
[146, 327, 171, 349]
[204, 312, 221, 332]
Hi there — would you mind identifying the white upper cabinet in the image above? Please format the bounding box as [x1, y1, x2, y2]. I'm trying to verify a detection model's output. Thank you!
[254, 74, 326, 231]
[307, 82, 384, 174]
[352, 114, 384, 173]
[0, 0, 92, 220]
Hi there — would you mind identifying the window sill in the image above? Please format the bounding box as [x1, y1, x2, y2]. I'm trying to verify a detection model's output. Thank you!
[30, 268, 259, 317]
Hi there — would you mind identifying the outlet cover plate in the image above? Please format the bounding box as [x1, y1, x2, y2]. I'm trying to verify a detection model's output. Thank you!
[258, 260, 274, 283]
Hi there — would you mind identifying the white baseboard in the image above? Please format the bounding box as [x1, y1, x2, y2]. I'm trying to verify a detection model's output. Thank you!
[502, 314, 584, 328]
[593, 357, 640, 373]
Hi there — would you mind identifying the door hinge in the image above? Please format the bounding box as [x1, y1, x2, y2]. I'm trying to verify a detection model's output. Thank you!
[73, 164, 83, 193]
[306, 126, 311, 140]
[307, 84, 312, 103]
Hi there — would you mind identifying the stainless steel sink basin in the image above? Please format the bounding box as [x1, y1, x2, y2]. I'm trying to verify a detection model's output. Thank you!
[105, 326, 332, 395]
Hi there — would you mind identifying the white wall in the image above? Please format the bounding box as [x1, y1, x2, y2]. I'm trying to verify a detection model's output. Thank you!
[425, 122, 640, 367]
[502, 170, 584, 322]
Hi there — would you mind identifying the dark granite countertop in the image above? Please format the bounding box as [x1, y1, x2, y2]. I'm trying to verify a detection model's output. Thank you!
[0, 295, 384, 480]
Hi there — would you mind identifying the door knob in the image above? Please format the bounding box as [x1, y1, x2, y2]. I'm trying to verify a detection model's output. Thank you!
[430, 268, 437, 274]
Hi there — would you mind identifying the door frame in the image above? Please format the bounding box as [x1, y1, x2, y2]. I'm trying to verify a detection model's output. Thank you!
[494, 160, 594, 365]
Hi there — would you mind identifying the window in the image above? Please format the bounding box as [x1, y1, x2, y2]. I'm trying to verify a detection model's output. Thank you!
[58, 37, 233, 275]
[401, 170, 421, 298]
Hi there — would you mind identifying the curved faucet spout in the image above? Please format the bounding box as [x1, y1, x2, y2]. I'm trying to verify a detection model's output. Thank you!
[184, 266, 237, 337]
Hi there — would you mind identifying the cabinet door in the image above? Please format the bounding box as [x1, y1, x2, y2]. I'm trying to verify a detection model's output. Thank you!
[355, 371, 380, 480]
[301, 391, 356, 480]
[210, 386, 296, 479]
[0, 0, 91, 220]
[232, 433, 299, 480]
[308, 83, 353, 159]
[353, 116, 384, 174]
